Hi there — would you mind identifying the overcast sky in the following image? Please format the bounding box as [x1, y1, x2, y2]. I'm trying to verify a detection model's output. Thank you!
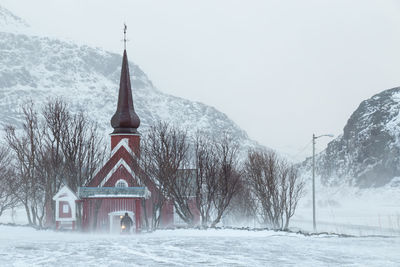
[3, 0, 400, 161]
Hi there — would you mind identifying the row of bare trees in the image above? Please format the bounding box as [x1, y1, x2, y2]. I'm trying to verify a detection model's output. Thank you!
[0, 100, 304, 230]
[139, 122, 242, 229]
[0, 99, 104, 227]
[140, 122, 305, 230]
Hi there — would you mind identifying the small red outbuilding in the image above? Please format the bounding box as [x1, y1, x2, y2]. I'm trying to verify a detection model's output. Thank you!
[53, 185, 78, 230]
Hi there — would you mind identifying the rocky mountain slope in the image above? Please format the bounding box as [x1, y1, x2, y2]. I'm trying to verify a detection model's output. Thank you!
[301, 87, 400, 187]
[0, 6, 257, 152]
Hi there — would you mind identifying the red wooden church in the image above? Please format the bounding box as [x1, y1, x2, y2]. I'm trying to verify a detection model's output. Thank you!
[74, 47, 175, 233]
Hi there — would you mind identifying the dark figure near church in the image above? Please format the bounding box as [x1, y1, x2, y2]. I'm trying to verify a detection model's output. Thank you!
[120, 213, 133, 234]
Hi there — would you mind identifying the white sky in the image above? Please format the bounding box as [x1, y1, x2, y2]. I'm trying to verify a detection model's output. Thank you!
[3, 0, 400, 161]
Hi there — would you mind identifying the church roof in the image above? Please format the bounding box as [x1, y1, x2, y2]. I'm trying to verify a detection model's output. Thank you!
[110, 49, 141, 134]
[78, 186, 150, 199]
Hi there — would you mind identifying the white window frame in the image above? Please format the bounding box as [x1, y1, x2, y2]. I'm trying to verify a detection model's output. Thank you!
[115, 179, 128, 188]
[63, 204, 69, 213]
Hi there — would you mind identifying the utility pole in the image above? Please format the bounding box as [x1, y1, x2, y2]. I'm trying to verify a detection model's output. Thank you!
[312, 134, 316, 232]
[312, 133, 334, 233]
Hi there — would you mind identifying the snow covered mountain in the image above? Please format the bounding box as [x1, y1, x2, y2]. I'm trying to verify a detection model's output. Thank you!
[0, 5, 29, 33]
[0, 6, 257, 152]
[301, 87, 400, 187]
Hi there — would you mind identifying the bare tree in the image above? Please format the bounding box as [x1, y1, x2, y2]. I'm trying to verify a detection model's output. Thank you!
[141, 123, 171, 229]
[5, 101, 44, 226]
[5, 99, 105, 228]
[210, 134, 241, 227]
[141, 122, 195, 229]
[36, 99, 70, 225]
[61, 111, 105, 192]
[245, 149, 304, 230]
[194, 132, 241, 227]
[0, 146, 18, 218]
[283, 165, 304, 229]
[41, 99, 105, 227]
[194, 133, 218, 227]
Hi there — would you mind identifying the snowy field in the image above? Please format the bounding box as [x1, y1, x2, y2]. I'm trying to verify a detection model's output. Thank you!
[291, 182, 400, 236]
[0, 226, 400, 267]
[1, 184, 400, 266]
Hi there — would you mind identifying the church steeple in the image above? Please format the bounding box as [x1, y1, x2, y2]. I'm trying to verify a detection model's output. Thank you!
[111, 26, 140, 134]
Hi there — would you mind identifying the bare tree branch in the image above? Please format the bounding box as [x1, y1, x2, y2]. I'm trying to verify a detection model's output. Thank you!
[245, 149, 305, 230]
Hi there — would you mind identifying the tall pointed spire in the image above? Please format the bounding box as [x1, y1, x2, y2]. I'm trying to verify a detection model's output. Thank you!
[111, 25, 140, 134]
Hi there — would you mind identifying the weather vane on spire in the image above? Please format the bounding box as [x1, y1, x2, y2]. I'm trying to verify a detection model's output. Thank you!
[123, 23, 128, 50]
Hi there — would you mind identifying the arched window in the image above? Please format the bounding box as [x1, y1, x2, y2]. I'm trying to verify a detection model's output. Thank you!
[115, 179, 128, 188]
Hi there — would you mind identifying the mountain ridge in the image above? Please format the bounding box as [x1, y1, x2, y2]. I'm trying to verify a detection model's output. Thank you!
[301, 86, 400, 187]
[0, 6, 258, 154]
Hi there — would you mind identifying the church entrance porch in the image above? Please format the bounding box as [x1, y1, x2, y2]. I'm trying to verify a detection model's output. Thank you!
[78, 187, 150, 233]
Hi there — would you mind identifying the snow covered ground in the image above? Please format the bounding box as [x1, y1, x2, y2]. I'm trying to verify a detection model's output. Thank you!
[0, 226, 399, 266]
[292, 182, 400, 236]
[1, 183, 400, 266]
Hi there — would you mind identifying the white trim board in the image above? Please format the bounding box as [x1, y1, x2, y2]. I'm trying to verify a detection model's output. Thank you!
[91, 138, 139, 182]
[99, 158, 141, 187]
[111, 138, 139, 158]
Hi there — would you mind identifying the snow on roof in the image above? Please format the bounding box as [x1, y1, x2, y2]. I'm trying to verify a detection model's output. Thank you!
[53, 185, 78, 201]
[78, 186, 150, 199]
